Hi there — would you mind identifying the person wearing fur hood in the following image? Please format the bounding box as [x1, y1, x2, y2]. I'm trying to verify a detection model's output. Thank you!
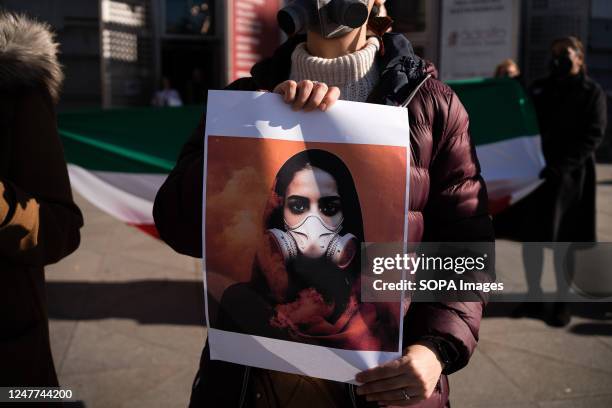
[0, 13, 83, 386]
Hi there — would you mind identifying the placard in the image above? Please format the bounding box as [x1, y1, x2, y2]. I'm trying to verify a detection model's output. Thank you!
[202, 90, 410, 383]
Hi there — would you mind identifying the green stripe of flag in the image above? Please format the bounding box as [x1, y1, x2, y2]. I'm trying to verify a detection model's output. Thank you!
[60, 129, 175, 173]
[59, 79, 539, 173]
[59, 105, 203, 173]
[448, 77, 540, 145]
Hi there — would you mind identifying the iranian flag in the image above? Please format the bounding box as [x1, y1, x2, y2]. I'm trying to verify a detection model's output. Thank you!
[450, 78, 545, 215]
[59, 106, 202, 237]
[59, 79, 544, 237]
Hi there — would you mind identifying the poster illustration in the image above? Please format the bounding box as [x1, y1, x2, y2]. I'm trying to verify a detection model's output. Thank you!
[203, 90, 410, 383]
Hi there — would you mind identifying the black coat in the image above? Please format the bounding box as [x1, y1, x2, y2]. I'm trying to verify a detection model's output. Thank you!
[532, 73, 607, 242]
[495, 73, 607, 242]
[0, 14, 83, 389]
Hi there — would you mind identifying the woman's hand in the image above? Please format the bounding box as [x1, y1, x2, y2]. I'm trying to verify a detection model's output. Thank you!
[273, 80, 340, 112]
[355, 343, 443, 406]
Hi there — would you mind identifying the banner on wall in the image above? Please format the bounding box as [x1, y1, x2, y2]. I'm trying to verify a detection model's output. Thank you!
[440, 0, 521, 80]
[226, 0, 282, 83]
[202, 90, 410, 382]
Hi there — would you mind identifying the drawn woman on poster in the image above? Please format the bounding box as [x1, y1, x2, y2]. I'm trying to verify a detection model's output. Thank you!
[216, 149, 399, 352]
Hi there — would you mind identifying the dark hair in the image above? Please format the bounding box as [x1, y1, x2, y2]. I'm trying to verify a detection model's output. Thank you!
[551, 36, 586, 73]
[268, 149, 365, 242]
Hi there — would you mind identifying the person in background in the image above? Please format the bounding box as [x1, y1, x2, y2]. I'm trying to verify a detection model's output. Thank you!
[154, 0, 493, 406]
[152, 77, 183, 107]
[515, 36, 607, 326]
[0, 13, 83, 386]
[494, 59, 521, 79]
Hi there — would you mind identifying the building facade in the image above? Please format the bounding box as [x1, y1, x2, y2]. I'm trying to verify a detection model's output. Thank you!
[1, 0, 227, 108]
[2, 0, 610, 110]
[388, 0, 611, 92]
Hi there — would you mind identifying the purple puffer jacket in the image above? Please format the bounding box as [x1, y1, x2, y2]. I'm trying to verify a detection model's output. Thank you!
[153, 33, 494, 408]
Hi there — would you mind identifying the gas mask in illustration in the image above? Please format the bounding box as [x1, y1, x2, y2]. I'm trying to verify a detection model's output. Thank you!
[269, 214, 358, 269]
[277, 0, 370, 39]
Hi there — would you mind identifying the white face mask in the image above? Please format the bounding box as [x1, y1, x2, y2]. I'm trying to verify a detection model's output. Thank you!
[268, 214, 358, 269]
[278, 0, 370, 39]
[288, 214, 341, 258]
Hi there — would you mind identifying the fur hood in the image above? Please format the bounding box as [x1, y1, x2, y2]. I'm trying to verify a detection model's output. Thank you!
[0, 12, 63, 103]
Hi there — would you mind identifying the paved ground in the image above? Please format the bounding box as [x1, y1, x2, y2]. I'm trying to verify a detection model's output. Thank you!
[46, 165, 612, 408]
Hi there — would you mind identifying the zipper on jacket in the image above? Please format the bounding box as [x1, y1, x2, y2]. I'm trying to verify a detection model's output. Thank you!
[238, 367, 251, 408]
[401, 74, 432, 108]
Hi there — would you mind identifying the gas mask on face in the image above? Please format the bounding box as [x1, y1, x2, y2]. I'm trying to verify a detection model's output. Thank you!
[550, 55, 573, 78]
[278, 0, 370, 39]
[269, 215, 358, 269]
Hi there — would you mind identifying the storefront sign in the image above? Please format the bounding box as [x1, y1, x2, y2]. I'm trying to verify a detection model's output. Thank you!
[440, 0, 521, 80]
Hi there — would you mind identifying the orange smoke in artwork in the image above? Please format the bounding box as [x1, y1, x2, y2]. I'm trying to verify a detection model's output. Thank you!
[206, 166, 268, 285]
[204, 138, 410, 352]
